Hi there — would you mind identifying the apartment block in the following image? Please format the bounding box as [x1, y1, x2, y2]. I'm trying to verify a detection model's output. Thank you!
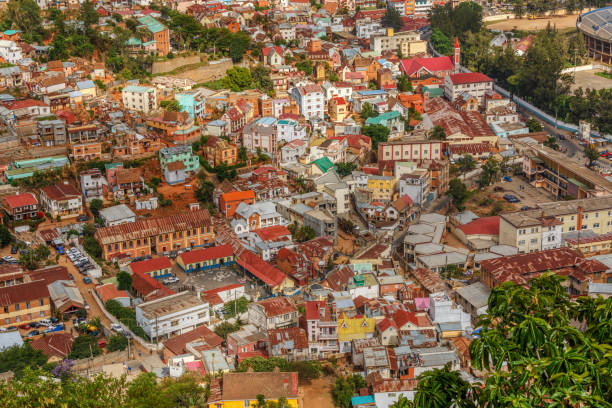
[122, 85, 157, 114]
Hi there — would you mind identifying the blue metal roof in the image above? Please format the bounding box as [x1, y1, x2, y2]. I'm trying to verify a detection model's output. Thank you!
[256, 116, 277, 126]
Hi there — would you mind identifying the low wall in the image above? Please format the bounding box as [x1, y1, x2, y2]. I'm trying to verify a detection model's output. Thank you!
[561, 64, 612, 74]
[484, 13, 515, 22]
[71, 350, 129, 371]
[152, 55, 202, 75]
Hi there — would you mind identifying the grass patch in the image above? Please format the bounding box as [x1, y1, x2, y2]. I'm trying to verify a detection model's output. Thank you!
[595, 71, 612, 80]
[196, 79, 226, 90]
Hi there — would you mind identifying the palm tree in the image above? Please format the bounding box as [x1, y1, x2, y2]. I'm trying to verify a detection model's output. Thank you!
[390, 395, 413, 408]
[412, 364, 475, 408]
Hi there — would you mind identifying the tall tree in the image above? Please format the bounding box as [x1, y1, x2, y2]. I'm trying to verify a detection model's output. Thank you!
[381, 5, 402, 32]
[447, 178, 469, 210]
[430, 125, 446, 140]
[584, 144, 600, 169]
[5, 0, 43, 42]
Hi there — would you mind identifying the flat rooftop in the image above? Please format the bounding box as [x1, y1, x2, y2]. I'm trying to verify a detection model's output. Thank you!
[138, 292, 205, 319]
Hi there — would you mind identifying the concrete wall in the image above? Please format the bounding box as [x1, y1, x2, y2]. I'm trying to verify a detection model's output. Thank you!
[561, 64, 612, 74]
[151, 55, 201, 74]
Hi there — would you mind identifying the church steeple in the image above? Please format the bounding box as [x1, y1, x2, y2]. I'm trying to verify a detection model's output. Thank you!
[454, 38, 461, 70]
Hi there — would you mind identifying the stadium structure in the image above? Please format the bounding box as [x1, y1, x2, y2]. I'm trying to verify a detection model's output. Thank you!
[577, 6, 612, 64]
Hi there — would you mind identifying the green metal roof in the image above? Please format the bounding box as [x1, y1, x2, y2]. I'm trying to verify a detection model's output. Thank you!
[126, 37, 142, 46]
[568, 177, 588, 189]
[365, 110, 400, 125]
[311, 156, 335, 173]
[137, 15, 167, 34]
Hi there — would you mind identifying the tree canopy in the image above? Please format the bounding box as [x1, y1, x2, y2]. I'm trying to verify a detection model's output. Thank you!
[381, 5, 403, 32]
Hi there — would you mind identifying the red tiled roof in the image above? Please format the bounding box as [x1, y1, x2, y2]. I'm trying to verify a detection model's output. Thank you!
[236, 250, 288, 288]
[163, 326, 223, 356]
[2, 193, 37, 209]
[392, 309, 418, 328]
[129, 257, 172, 275]
[95, 283, 130, 303]
[305, 300, 325, 320]
[376, 317, 397, 333]
[252, 225, 292, 242]
[0, 280, 49, 305]
[7, 99, 49, 110]
[29, 333, 73, 358]
[204, 283, 243, 295]
[26, 266, 69, 285]
[400, 57, 454, 76]
[457, 216, 500, 236]
[324, 265, 354, 291]
[262, 46, 283, 57]
[332, 96, 347, 105]
[201, 292, 224, 306]
[131, 270, 175, 300]
[255, 296, 296, 317]
[178, 244, 234, 265]
[40, 183, 80, 201]
[449, 143, 494, 155]
[268, 327, 308, 349]
[448, 72, 493, 85]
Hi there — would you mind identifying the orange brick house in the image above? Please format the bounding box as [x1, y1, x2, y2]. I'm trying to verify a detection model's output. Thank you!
[219, 190, 255, 218]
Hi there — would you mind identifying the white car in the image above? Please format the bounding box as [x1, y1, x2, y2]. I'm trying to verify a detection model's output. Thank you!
[163, 277, 179, 284]
[110, 323, 123, 332]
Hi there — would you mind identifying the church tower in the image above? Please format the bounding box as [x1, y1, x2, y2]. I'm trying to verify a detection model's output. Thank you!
[454, 38, 461, 71]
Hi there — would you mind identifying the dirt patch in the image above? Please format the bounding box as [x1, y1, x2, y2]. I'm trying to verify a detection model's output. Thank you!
[336, 231, 357, 255]
[299, 376, 335, 408]
[487, 14, 578, 31]
[463, 192, 517, 217]
[175, 60, 233, 83]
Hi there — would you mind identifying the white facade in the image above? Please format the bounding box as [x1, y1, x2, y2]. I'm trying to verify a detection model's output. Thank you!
[135, 292, 210, 339]
[0, 40, 22, 64]
[279, 25, 296, 41]
[356, 22, 385, 39]
[541, 224, 563, 250]
[290, 84, 325, 120]
[414, 0, 433, 15]
[444, 75, 494, 106]
[277, 119, 306, 143]
[399, 172, 431, 205]
[322, 81, 353, 101]
[281, 140, 307, 163]
[122, 85, 157, 114]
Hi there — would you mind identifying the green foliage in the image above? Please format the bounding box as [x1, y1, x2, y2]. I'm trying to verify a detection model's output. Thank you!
[362, 124, 389, 150]
[223, 297, 249, 318]
[479, 157, 500, 187]
[238, 146, 248, 162]
[251, 64, 274, 94]
[69, 335, 102, 360]
[116, 271, 132, 291]
[412, 364, 473, 408]
[584, 144, 600, 169]
[287, 223, 316, 242]
[430, 125, 446, 140]
[0, 368, 208, 408]
[381, 5, 402, 32]
[19, 245, 50, 270]
[543, 135, 559, 150]
[0, 343, 48, 379]
[213, 320, 240, 340]
[238, 357, 321, 381]
[335, 162, 357, 177]
[107, 334, 128, 352]
[82, 223, 102, 260]
[296, 59, 313, 75]
[223, 67, 253, 92]
[89, 199, 103, 218]
[428, 2, 482, 41]
[359, 102, 377, 120]
[338, 217, 355, 234]
[4, 0, 44, 43]
[332, 375, 367, 408]
[430, 28, 453, 56]
[160, 100, 181, 112]
[229, 32, 251, 63]
[397, 75, 413, 92]
[0, 224, 13, 247]
[457, 154, 476, 173]
[105, 300, 148, 340]
[447, 178, 469, 211]
[525, 118, 543, 133]
[215, 163, 237, 182]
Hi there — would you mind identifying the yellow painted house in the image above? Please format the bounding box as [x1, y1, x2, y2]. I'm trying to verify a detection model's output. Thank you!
[208, 372, 299, 408]
[338, 313, 376, 353]
[367, 175, 396, 201]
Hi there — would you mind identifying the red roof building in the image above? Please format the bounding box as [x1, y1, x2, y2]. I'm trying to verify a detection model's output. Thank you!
[129, 257, 172, 279]
[1, 193, 38, 221]
[131, 270, 175, 301]
[30, 333, 74, 359]
[456, 216, 500, 237]
[163, 325, 223, 360]
[236, 250, 290, 292]
[177, 244, 235, 272]
[399, 57, 455, 78]
[219, 190, 255, 219]
[95, 284, 130, 306]
[447, 72, 493, 85]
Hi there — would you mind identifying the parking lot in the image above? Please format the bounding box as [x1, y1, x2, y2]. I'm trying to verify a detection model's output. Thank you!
[169, 264, 259, 298]
[490, 177, 556, 208]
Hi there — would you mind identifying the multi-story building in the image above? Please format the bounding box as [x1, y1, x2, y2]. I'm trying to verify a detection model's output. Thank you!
[304, 300, 339, 358]
[158, 145, 200, 174]
[277, 118, 306, 144]
[95, 209, 214, 261]
[0, 40, 22, 64]
[281, 139, 307, 163]
[122, 85, 157, 114]
[233, 201, 286, 236]
[37, 119, 66, 146]
[304, 209, 337, 242]
[521, 144, 612, 199]
[1, 193, 38, 221]
[39, 183, 83, 220]
[399, 169, 431, 205]
[370, 28, 427, 56]
[247, 297, 298, 331]
[208, 371, 299, 408]
[0, 280, 51, 328]
[378, 139, 445, 164]
[219, 190, 256, 219]
[356, 21, 385, 39]
[71, 142, 102, 161]
[136, 15, 170, 56]
[500, 196, 612, 252]
[444, 72, 494, 107]
[480, 247, 610, 295]
[174, 88, 210, 118]
[135, 292, 210, 340]
[80, 169, 107, 202]
[290, 84, 325, 120]
[368, 175, 397, 201]
[204, 136, 238, 167]
[67, 123, 99, 144]
[242, 117, 277, 154]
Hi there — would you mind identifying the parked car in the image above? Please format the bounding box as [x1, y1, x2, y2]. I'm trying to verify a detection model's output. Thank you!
[83, 277, 91, 284]
[77, 215, 89, 222]
[29, 322, 42, 328]
[503, 194, 520, 203]
[520, 206, 531, 211]
[6, 326, 17, 331]
[50, 317, 59, 324]
[18, 324, 31, 330]
[43, 324, 64, 334]
[110, 323, 123, 332]
[503, 176, 512, 182]
[163, 276, 179, 284]
[26, 330, 40, 337]
[39, 319, 53, 326]
[10, 246, 17, 254]
[493, 186, 504, 192]
[69, 273, 74, 281]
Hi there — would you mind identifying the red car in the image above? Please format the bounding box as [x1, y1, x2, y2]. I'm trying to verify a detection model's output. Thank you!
[18, 324, 31, 330]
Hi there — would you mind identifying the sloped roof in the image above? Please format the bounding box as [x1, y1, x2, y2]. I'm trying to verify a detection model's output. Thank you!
[178, 244, 234, 265]
[129, 257, 172, 275]
[456, 216, 500, 236]
[237, 250, 288, 288]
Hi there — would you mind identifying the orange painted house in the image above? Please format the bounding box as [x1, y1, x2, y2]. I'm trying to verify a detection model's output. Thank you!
[219, 190, 255, 218]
